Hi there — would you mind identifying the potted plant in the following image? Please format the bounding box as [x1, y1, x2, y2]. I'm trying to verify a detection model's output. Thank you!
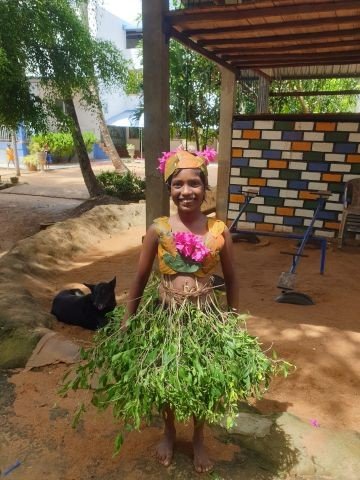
[126, 143, 135, 160]
[22, 154, 39, 171]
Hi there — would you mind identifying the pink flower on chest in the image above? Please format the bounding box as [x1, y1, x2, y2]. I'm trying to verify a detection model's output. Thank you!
[173, 231, 210, 263]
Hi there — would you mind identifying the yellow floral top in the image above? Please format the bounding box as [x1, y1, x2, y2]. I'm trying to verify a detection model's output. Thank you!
[153, 216, 226, 277]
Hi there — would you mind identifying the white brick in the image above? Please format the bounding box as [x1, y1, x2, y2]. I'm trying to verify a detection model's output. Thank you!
[251, 196, 265, 205]
[257, 205, 276, 214]
[264, 215, 283, 224]
[343, 174, 360, 182]
[330, 163, 351, 172]
[243, 149, 262, 158]
[228, 210, 241, 220]
[235, 220, 256, 229]
[304, 219, 323, 228]
[349, 133, 360, 142]
[325, 153, 346, 162]
[231, 167, 240, 176]
[337, 122, 359, 132]
[282, 151, 303, 160]
[295, 122, 314, 131]
[316, 230, 335, 238]
[229, 203, 240, 211]
[308, 182, 328, 191]
[274, 225, 293, 233]
[249, 159, 267, 168]
[330, 163, 351, 173]
[312, 142, 333, 152]
[301, 172, 321, 181]
[254, 120, 274, 130]
[325, 202, 343, 211]
[328, 193, 340, 202]
[232, 130, 243, 139]
[262, 169, 279, 178]
[270, 141, 291, 150]
[261, 130, 282, 140]
[267, 179, 287, 188]
[284, 199, 304, 207]
[289, 161, 307, 170]
[279, 189, 299, 199]
[295, 208, 315, 218]
[233, 139, 249, 148]
[303, 131, 324, 141]
[231, 177, 248, 185]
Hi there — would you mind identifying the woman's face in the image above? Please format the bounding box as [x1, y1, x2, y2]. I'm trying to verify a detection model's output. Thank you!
[170, 168, 205, 213]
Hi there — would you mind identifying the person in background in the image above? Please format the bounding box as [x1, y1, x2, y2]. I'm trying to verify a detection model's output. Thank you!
[6, 144, 15, 168]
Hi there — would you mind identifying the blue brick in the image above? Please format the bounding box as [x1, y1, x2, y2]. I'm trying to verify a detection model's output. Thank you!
[232, 157, 249, 167]
[334, 143, 357, 154]
[263, 150, 282, 159]
[308, 162, 329, 172]
[284, 216, 303, 226]
[260, 186, 280, 197]
[282, 131, 303, 141]
[247, 212, 264, 223]
[229, 185, 242, 194]
[288, 180, 308, 190]
[318, 211, 338, 221]
[233, 120, 254, 129]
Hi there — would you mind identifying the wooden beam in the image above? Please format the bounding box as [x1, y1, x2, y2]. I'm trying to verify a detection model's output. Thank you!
[212, 39, 360, 55]
[270, 89, 360, 97]
[167, 0, 359, 25]
[185, 15, 360, 38]
[169, 27, 238, 75]
[233, 58, 360, 68]
[224, 51, 360, 63]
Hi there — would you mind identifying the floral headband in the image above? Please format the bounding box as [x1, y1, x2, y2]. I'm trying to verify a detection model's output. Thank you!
[158, 147, 217, 182]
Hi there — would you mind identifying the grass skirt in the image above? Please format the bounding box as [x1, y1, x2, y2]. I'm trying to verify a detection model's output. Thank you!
[62, 275, 291, 451]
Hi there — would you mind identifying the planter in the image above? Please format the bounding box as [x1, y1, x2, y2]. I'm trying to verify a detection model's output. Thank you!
[10, 176, 19, 184]
[27, 164, 38, 172]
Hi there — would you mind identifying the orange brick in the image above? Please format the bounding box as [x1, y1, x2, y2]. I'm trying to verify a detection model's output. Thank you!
[322, 173, 342, 182]
[315, 122, 336, 131]
[255, 223, 274, 232]
[229, 194, 245, 203]
[347, 154, 360, 163]
[324, 222, 340, 230]
[291, 141, 312, 151]
[249, 178, 266, 186]
[269, 160, 287, 169]
[232, 148, 243, 157]
[299, 191, 318, 200]
[242, 129, 261, 139]
[277, 207, 294, 216]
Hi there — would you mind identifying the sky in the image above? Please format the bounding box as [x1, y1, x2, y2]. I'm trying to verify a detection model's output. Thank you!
[102, 0, 142, 25]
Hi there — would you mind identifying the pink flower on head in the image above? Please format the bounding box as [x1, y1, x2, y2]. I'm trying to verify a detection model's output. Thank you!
[173, 231, 210, 263]
[157, 151, 175, 174]
[310, 419, 320, 428]
[196, 147, 217, 165]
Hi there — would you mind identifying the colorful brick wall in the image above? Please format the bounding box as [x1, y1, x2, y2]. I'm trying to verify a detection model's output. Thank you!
[228, 114, 360, 238]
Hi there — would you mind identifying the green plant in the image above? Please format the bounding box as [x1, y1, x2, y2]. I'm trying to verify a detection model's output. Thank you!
[29, 131, 98, 161]
[96, 170, 145, 200]
[22, 154, 39, 166]
[126, 143, 135, 150]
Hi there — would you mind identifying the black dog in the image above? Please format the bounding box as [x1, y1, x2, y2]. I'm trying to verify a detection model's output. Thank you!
[51, 277, 116, 330]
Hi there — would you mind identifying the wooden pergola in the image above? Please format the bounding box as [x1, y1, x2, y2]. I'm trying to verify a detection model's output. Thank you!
[142, 0, 360, 225]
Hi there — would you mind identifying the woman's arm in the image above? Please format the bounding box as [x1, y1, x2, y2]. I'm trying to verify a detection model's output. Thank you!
[121, 224, 158, 328]
[220, 227, 240, 311]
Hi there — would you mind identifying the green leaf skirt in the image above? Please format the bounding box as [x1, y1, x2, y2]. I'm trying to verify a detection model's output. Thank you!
[62, 275, 291, 448]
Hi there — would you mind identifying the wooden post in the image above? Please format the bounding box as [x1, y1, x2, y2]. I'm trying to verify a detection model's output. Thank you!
[216, 67, 236, 222]
[143, 0, 170, 228]
[256, 76, 270, 114]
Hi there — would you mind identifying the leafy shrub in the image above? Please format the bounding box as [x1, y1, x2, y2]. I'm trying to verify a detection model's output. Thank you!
[96, 170, 145, 200]
[22, 154, 39, 167]
[29, 131, 97, 160]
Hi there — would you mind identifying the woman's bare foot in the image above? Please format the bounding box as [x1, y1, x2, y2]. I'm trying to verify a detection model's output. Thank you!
[155, 427, 176, 467]
[193, 438, 214, 473]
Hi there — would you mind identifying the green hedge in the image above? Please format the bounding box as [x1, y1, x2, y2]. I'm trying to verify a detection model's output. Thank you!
[96, 170, 145, 201]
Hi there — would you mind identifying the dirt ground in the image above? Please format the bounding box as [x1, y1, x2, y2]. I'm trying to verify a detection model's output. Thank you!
[0, 163, 359, 479]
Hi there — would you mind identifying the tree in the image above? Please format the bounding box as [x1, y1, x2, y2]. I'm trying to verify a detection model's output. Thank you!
[0, 0, 129, 196]
[78, 0, 129, 174]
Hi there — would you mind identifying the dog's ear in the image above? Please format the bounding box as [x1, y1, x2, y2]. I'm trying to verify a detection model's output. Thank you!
[84, 283, 95, 292]
[109, 276, 116, 288]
